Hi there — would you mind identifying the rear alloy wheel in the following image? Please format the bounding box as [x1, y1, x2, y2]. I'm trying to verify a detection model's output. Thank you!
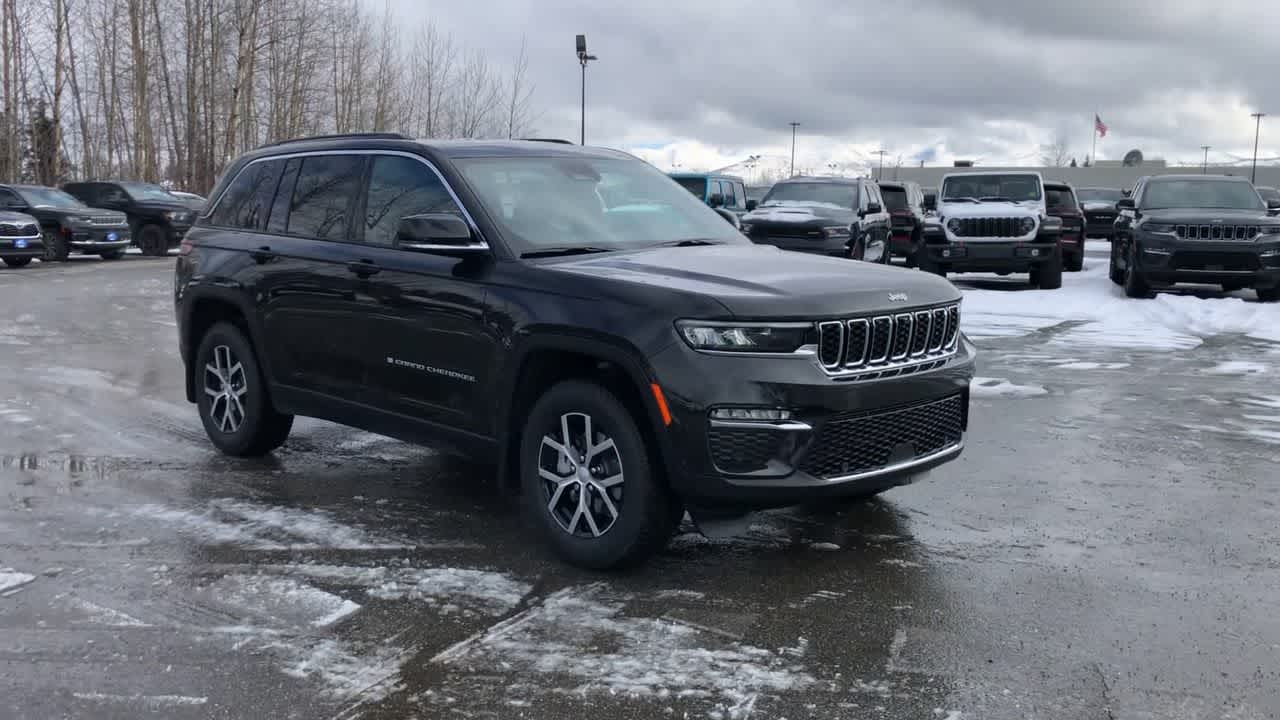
[521, 380, 679, 569]
[138, 224, 169, 257]
[2, 257, 32, 268]
[195, 321, 293, 456]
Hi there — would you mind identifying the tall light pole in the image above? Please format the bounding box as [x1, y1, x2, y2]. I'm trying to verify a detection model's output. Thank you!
[1250, 112, 1266, 184]
[1201, 145, 1211, 174]
[575, 35, 598, 146]
[874, 150, 888, 181]
[788, 122, 800, 177]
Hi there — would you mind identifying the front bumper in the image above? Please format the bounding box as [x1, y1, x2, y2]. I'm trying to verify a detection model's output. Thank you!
[924, 240, 1059, 272]
[647, 337, 976, 508]
[0, 236, 43, 257]
[1133, 235, 1280, 287]
[66, 227, 131, 251]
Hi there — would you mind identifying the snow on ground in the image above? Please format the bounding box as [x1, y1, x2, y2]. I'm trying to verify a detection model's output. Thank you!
[207, 575, 361, 628]
[0, 569, 36, 595]
[1052, 361, 1130, 370]
[131, 499, 409, 550]
[286, 563, 531, 616]
[958, 254, 1280, 350]
[1205, 361, 1268, 375]
[970, 377, 1048, 399]
[434, 585, 813, 711]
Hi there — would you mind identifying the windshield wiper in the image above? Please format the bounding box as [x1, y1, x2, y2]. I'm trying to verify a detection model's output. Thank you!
[979, 196, 1016, 202]
[520, 246, 613, 259]
[652, 239, 723, 248]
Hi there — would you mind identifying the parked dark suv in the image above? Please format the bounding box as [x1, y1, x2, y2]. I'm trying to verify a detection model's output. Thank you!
[0, 183, 130, 261]
[878, 180, 926, 265]
[1076, 187, 1124, 240]
[63, 181, 195, 256]
[1111, 174, 1280, 301]
[739, 176, 892, 262]
[1044, 182, 1085, 271]
[175, 134, 975, 569]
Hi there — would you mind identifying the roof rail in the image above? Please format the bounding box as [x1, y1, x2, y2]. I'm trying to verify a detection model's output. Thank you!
[258, 132, 411, 149]
[520, 138, 575, 144]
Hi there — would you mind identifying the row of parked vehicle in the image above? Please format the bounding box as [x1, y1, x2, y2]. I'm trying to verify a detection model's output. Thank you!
[672, 169, 1280, 300]
[0, 181, 206, 268]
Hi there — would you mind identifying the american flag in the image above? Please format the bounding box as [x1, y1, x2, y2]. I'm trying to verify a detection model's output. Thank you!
[1095, 114, 1108, 138]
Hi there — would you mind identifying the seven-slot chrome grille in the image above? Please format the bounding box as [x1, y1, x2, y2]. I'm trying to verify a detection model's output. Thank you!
[1174, 224, 1262, 241]
[88, 216, 125, 226]
[952, 217, 1024, 237]
[817, 303, 960, 379]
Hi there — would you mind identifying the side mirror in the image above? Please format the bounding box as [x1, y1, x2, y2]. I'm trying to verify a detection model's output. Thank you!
[714, 208, 741, 229]
[395, 213, 487, 255]
[864, 202, 882, 215]
[745, 199, 758, 211]
[1116, 198, 1135, 209]
[708, 193, 724, 208]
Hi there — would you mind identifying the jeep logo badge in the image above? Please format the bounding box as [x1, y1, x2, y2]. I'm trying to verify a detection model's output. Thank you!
[888, 293, 908, 302]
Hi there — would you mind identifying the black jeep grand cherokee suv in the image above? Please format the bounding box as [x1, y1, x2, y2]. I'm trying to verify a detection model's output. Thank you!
[63, 181, 195, 256]
[1111, 175, 1280, 301]
[176, 134, 975, 568]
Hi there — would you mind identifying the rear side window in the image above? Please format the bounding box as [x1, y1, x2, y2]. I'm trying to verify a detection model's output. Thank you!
[209, 159, 285, 230]
[64, 184, 94, 204]
[286, 155, 364, 240]
[721, 181, 737, 208]
[362, 155, 462, 247]
[99, 184, 128, 204]
[267, 158, 301, 234]
[674, 177, 706, 200]
[734, 182, 746, 208]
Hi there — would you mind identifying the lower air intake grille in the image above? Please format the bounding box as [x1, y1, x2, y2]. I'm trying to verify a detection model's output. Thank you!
[799, 393, 965, 480]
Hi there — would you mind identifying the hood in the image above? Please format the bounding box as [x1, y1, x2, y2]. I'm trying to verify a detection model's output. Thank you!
[938, 201, 1039, 219]
[45, 206, 128, 223]
[0, 210, 37, 224]
[1142, 208, 1272, 223]
[540, 244, 960, 318]
[744, 202, 854, 224]
[1081, 201, 1118, 212]
[133, 199, 194, 213]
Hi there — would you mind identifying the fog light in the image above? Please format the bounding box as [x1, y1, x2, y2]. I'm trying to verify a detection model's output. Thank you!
[710, 407, 792, 421]
[1030, 248, 1040, 257]
[942, 249, 951, 258]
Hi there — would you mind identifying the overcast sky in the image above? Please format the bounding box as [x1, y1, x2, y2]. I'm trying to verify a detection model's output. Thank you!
[386, 0, 1278, 177]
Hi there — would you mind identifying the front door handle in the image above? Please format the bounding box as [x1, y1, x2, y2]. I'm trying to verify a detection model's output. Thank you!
[248, 246, 275, 263]
[347, 260, 381, 277]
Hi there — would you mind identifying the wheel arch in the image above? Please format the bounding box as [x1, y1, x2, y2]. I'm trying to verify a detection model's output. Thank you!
[180, 287, 270, 403]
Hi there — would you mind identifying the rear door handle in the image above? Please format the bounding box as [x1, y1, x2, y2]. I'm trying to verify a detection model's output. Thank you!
[248, 246, 275, 263]
[347, 260, 381, 277]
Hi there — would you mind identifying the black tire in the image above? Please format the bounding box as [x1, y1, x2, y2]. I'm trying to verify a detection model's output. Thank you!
[1065, 249, 1084, 272]
[1258, 287, 1280, 303]
[1108, 240, 1124, 285]
[137, 224, 169, 257]
[848, 235, 865, 261]
[2, 257, 32, 268]
[194, 321, 293, 456]
[904, 229, 922, 268]
[1123, 243, 1153, 299]
[42, 230, 70, 261]
[520, 379, 679, 570]
[99, 250, 125, 260]
[917, 249, 947, 278]
[1037, 249, 1063, 290]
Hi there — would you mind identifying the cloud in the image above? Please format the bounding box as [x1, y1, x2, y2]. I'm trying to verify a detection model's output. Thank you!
[382, 0, 1279, 171]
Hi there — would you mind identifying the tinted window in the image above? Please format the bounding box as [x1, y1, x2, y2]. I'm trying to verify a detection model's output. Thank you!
[286, 155, 364, 240]
[0, 188, 21, 206]
[210, 160, 284, 230]
[673, 177, 707, 200]
[880, 186, 908, 211]
[941, 174, 1042, 202]
[1140, 180, 1265, 211]
[1045, 188, 1078, 211]
[363, 155, 461, 247]
[99, 184, 129, 204]
[267, 158, 301, 234]
[733, 182, 746, 208]
[721, 180, 737, 207]
[1076, 188, 1124, 203]
[763, 182, 856, 208]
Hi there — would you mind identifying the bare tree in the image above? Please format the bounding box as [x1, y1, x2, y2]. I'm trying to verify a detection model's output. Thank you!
[1040, 133, 1071, 167]
[504, 36, 535, 139]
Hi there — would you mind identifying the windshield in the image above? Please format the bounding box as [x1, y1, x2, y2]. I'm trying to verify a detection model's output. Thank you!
[1076, 188, 1124, 203]
[1045, 188, 1078, 211]
[455, 156, 747, 253]
[14, 185, 85, 208]
[1257, 187, 1280, 203]
[941, 174, 1042, 202]
[1140, 180, 1265, 211]
[880, 187, 908, 212]
[761, 182, 855, 209]
[120, 182, 181, 202]
[672, 177, 706, 200]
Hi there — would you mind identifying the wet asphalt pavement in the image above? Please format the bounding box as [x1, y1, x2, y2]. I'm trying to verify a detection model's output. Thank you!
[2, 246, 1278, 720]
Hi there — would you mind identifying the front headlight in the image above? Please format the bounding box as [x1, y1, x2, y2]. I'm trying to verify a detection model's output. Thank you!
[164, 211, 189, 222]
[822, 225, 851, 239]
[1020, 217, 1036, 234]
[1143, 223, 1176, 234]
[946, 218, 962, 234]
[676, 321, 812, 353]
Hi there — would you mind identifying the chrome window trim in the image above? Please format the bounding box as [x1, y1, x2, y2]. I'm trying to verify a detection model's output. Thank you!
[205, 148, 488, 249]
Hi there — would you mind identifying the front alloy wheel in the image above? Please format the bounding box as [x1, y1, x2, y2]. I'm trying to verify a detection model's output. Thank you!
[204, 344, 248, 433]
[539, 412, 625, 538]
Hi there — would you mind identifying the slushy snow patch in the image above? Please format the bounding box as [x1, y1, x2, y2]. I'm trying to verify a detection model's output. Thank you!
[133, 499, 408, 550]
[207, 575, 360, 628]
[0, 569, 36, 594]
[1206, 361, 1268, 376]
[970, 377, 1048, 398]
[1053, 361, 1129, 370]
[286, 564, 530, 615]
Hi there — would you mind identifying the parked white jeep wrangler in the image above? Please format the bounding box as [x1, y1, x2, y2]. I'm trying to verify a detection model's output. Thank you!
[920, 171, 1063, 289]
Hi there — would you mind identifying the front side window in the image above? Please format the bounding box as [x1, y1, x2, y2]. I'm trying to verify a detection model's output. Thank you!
[455, 155, 747, 254]
[880, 186, 908, 212]
[120, 182, 179, 202]
[1140, 180, 1265, 211]
[721, 181, 737, 208]
[99, 185, 129, 204]
[941, 174, 1043, 202]
[733, 182, 746, 208]
[673, 176, 707, 200]
[286, 155, 364, 240]
[209, 160, 284, 230]
[363, 155, 462, 247]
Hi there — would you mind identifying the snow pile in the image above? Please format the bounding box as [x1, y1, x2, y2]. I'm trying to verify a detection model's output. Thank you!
[0, 569, 35, 595]
[970, 377, 1048, 399]
[208, 575, 360, 628]
[1206, 361, 1268, 375]
[959, 260, 1280, 349]
[285, 563, 531, 616]
[271, 638, 407, 701]
[132, 499, 409, 550]
[436, 585, 812, 707]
